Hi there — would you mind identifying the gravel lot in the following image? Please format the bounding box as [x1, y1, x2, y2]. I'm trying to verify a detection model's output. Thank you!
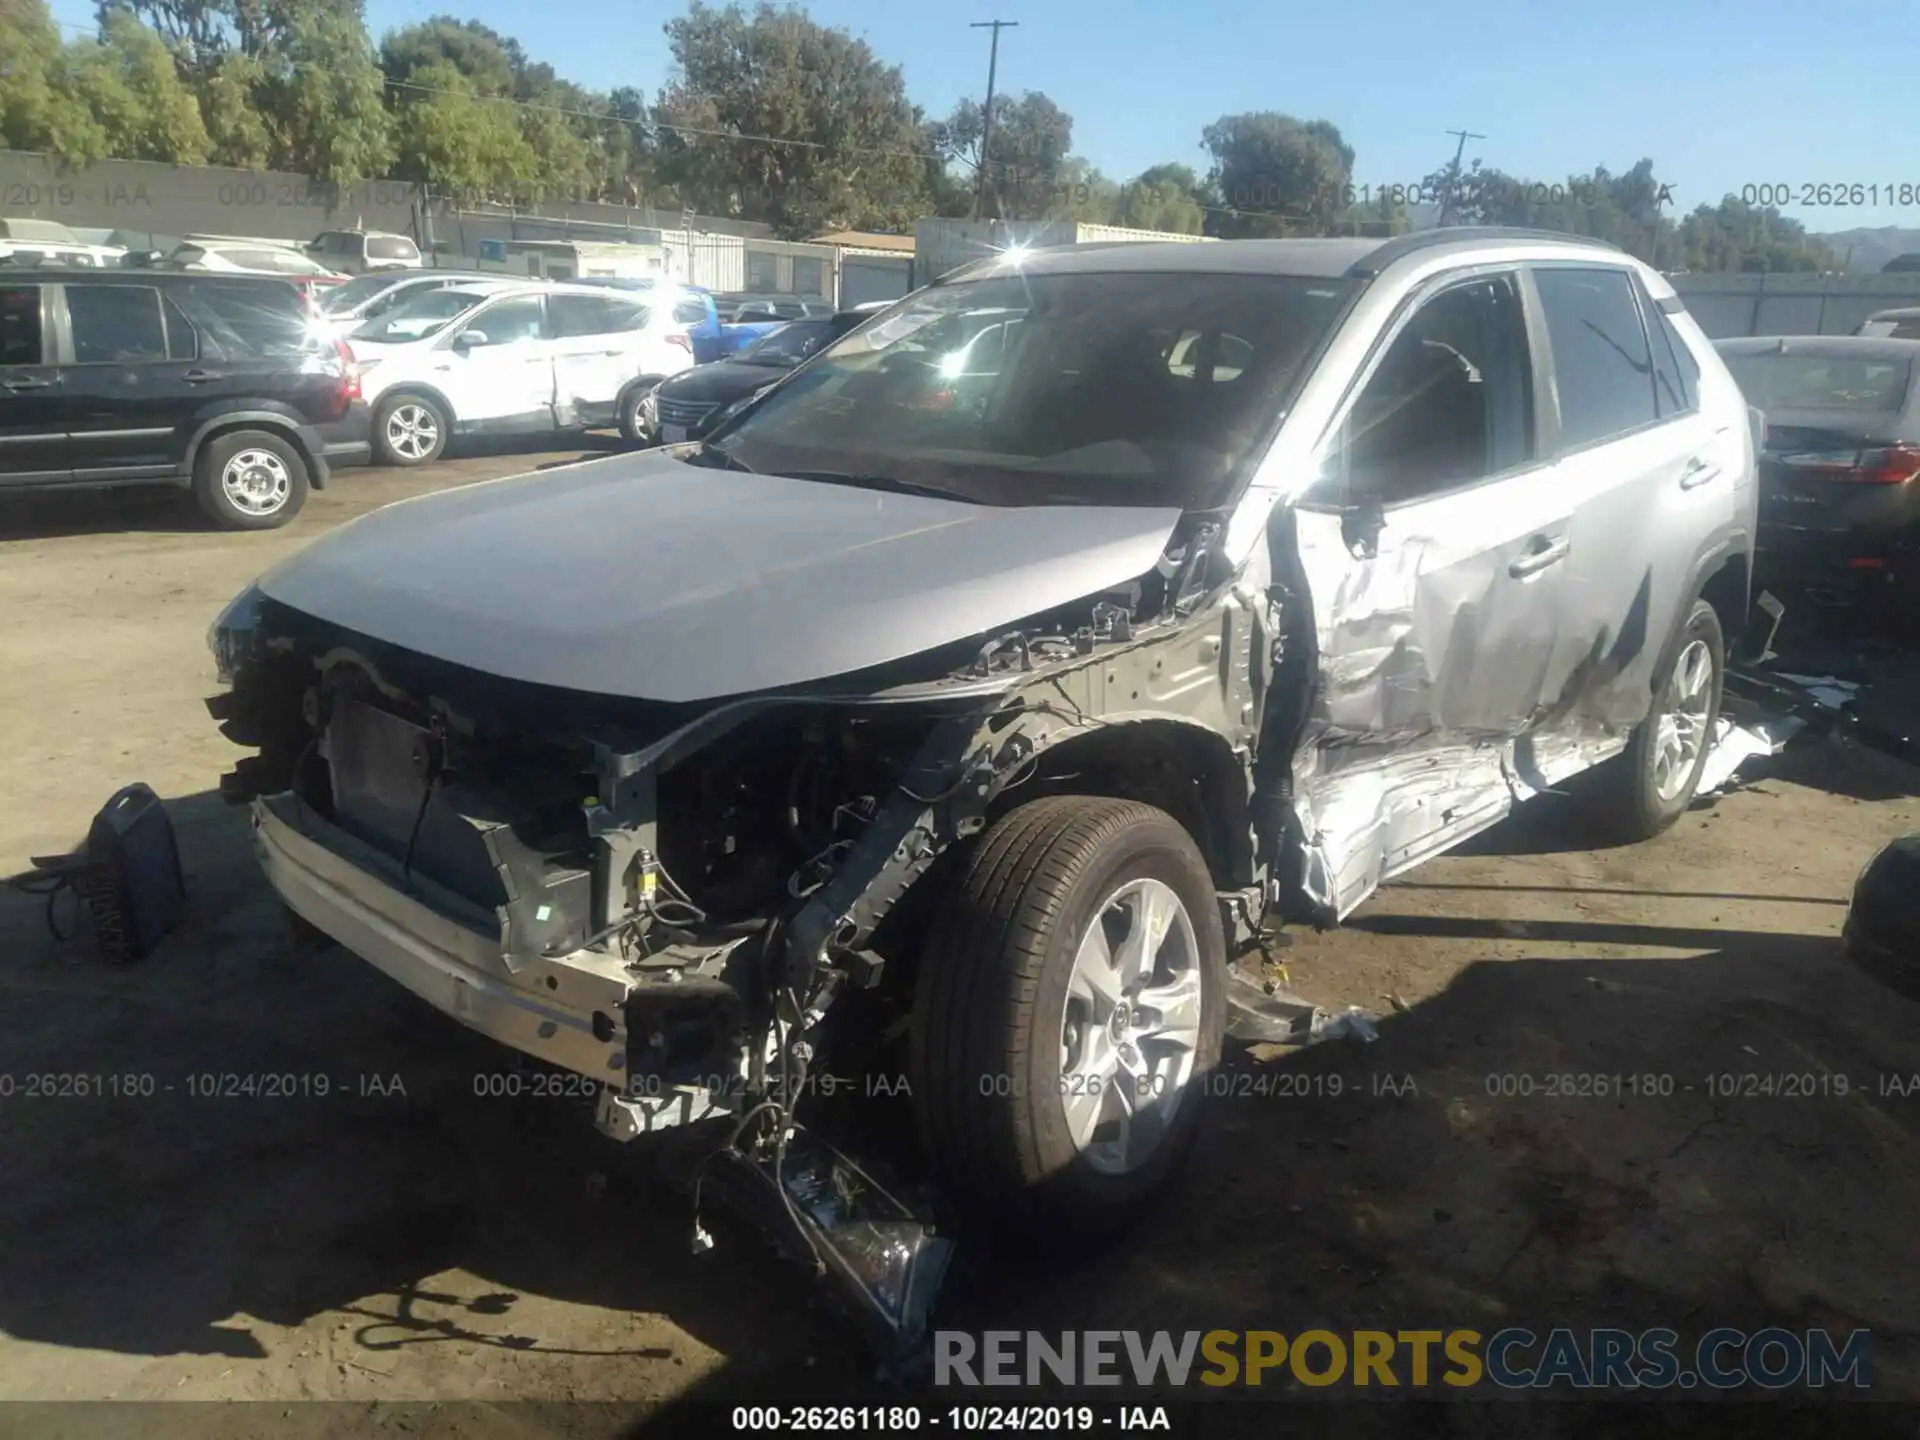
[2, 447, 1918, 1432]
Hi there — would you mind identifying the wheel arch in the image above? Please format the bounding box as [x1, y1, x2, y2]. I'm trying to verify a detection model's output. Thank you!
[185, 415, 322, 490]
[374, 383, 457, 424]
[987, 717, 1257, 892]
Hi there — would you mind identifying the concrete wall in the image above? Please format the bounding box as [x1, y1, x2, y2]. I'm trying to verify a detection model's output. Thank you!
[0, 150, 771, 254]
[1671, 272, 1920, 338]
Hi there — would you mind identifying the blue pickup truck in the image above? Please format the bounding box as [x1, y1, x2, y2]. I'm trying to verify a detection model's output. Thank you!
[575, 278, 786, 364]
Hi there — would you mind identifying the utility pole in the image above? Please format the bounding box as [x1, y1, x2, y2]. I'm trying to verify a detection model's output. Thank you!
[1436, 128, 1485, 227]
[970, 20, 1018, 222]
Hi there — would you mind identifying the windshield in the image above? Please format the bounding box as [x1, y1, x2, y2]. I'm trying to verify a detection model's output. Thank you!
[322, 273, 407, 314]
[355, 288, 489, 342]
[739, 319, 834, 366]
[1723, 352, 1914, 413]
[705, 270, 1356, 507]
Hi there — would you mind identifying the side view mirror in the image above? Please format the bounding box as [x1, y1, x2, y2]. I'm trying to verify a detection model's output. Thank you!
[452, 329, 488, 351]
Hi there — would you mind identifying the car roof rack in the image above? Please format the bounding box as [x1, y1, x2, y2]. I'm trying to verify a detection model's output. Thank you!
[1346, 226, 1623, 277]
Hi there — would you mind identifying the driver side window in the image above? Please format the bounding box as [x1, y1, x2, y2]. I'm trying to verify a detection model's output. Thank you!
[1314, 274, 1535, 508]
[465, 296, 547, 345]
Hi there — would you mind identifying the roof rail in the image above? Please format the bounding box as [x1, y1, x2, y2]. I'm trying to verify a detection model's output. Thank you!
[1347, 226, 1623, 277]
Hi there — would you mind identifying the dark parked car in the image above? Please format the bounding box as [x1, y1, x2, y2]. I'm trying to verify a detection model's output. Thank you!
[0, 269, 368, 529]
[715, 292, 836, 322]
[639, 309, 872, 444]
[1717, 335, 1920, 605]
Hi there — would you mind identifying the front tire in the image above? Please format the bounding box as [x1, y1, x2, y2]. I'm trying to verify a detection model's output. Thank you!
[192, 429, 309, 531]
[910, 795, 1225, 1235]
[616, 382, 657, 446]
[1586, 598, 1725, 842]
[372, 393, 449, 467]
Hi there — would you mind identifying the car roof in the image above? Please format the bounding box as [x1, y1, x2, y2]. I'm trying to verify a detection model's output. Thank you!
[0, 266, 305, 284]
[1864, 307, 1920, 322]
[1717, 335, 1920, 361]
[939, 227, 1627, 284]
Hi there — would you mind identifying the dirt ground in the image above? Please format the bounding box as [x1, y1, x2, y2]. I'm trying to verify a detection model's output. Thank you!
[3, 451, 1919, 1432]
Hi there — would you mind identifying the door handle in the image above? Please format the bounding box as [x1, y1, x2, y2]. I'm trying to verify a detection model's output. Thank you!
[2, 376, 55, 390]
[1509, 534, 1571, 579]
[182, 369, 228, 384]
[1679, 456, 1721, 490]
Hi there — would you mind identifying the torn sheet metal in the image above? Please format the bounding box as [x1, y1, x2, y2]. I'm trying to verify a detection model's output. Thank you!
[1225, 968, 1381, 1047]
[1695, 715, 1806, 796]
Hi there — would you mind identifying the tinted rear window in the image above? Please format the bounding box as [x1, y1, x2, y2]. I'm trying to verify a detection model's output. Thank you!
[184, 279, 319, 358]
[367, 236, 419, 261]
[1721, 352, 1914, 412]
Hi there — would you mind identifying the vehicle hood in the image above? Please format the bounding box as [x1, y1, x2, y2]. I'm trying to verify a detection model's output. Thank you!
[252, 451, 1185, 704]
[658, 360, 790, 402]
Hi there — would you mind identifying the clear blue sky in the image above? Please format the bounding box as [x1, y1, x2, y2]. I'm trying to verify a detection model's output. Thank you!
[48, 0, 1919, 232]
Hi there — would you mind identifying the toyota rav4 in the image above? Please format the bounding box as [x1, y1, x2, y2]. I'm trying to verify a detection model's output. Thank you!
[207, 228, 1759, 1253]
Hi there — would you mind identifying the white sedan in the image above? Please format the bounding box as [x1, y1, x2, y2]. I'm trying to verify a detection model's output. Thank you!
[348, 282, 698, 466]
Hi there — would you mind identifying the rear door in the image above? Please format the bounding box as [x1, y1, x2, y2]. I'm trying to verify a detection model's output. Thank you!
[57, 280, 205, 480]
[549, 293, 649, 425]
[0, 282, 68, 485]
[438, 294, 555, 429]
[1523, 264, 1733, 759]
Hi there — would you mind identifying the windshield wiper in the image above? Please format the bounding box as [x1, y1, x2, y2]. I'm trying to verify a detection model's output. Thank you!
[774, 470, 961, 501]
[690, 441, 756, 473]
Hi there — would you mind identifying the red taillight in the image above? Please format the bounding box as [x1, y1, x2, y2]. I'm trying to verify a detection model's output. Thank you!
[1856, 444, 1920, 484]
[333, 336, 361, 402]
[666, 332, 692, 354]
[1777, 443, 1920, 484]
[908, 388, 955, 411]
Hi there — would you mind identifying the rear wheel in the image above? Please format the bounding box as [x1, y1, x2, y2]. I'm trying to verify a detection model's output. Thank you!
[909, 795, 1225, 1235]
[1584, 598, 1725, 842]
[192, 430, 309, 531]
[373, 393, 448, 467]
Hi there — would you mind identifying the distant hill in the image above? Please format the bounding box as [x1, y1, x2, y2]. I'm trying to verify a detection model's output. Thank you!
[1812, 226, 1920, 273]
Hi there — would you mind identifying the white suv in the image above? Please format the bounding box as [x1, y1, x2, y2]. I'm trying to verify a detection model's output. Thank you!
[350, 282, 697, 466]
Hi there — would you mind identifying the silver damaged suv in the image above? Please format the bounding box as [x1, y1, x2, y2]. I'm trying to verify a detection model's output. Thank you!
[208, 228, 1758, 1246]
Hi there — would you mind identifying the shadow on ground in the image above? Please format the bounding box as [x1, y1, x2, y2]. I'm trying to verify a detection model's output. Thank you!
[3, 786, 1918, 1408]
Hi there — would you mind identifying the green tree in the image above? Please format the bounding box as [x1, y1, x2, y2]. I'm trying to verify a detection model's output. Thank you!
[944, 89, 1074, 220]
[0, 0, 113, 162]
[65, 9, 210, 161]
[387, 59, 534, 202]
[1114, 174, 1205, 234]
[257, 0, 391, 184]
[1201, 112, 1353, 237]
[197, 49, 270, 166]
[1884, 252, 1920, 274]
[651, 2, 931, 237]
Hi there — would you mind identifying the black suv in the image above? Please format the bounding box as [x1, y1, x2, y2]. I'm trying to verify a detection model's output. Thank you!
[0, 269, 370, 530]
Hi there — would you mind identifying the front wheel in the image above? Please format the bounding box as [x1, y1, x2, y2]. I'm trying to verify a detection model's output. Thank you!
[909, 795, 1225, 1235]
[1585, 598, 1726, 842]
[372, 393, 449, 467]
